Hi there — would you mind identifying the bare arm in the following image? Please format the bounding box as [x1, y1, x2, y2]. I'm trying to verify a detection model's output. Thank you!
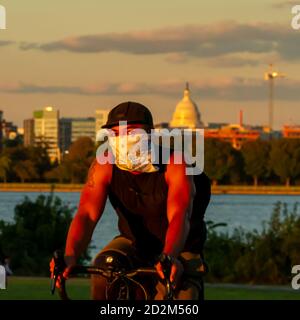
[163, 152, 195, 258]
[64, 159, 112, 265]
[156, 152, 195, 284]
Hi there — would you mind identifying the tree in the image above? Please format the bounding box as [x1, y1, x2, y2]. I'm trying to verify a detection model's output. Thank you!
[0, 193, 90, 275]
[241, 140, 270, 186]
[65, 137, 95, 183]
[2, 135, 23, 148]
[204, 139, 242, 185]
[44, 164, 70, 183]
[14, 160, 39, 183]
[27, 146, 52, 181]
[0, 154, 11, 182]
[205, 202, 300, 284]
[5, 145, 52, 182]
[270, 139, 300, 186]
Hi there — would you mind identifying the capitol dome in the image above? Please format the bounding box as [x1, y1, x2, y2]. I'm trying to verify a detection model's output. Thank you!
[170, 83, 203, 129]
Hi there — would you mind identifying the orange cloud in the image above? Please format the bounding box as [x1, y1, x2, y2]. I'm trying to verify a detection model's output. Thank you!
[18, 21, 299, 63]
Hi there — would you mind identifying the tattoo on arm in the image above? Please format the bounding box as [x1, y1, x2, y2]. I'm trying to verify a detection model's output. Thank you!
[86, 160, 97, 188]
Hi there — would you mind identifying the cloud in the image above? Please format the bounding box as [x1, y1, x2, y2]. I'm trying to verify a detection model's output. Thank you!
[0, 40, 13, 47]
[19, 21, 300, 63]
[1, 77, 300, 101]
[0, 82, 151, 96]
[207, 52, 281, 68]
[164, 53, 189, 64]
[272, 1, 298, 8]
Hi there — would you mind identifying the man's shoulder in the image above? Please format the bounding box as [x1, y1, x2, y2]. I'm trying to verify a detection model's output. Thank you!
[87, 153, 114, 187]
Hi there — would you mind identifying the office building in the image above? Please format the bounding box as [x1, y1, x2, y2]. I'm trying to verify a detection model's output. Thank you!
[59, 117, 95, 153]
[282, 125, 300, 139]
[34, 106, 59, 161]
[23, 119, 35, 146]
[72, 117, 95, 142]
[1, 120, 18, 140]
[205, 124, 260, 150]
[95, 109, 109, 139]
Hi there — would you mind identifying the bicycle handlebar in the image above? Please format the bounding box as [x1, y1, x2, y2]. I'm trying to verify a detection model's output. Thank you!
[52, 264, 174, 300]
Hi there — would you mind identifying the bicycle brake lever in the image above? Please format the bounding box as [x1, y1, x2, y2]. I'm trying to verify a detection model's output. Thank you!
[158, 253, 175, 300]
[51, 250, 66, 295]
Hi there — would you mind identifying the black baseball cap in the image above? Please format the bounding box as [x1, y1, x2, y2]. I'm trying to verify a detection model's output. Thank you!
[101, 101, 154, 129]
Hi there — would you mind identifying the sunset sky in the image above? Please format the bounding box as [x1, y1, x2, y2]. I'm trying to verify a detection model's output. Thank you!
[0, 0, 299, 129]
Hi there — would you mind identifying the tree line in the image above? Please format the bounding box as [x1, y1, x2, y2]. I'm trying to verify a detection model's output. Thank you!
[0, 137, 300, 185]
[205, 201, 300, 284]
[0, 137, 95, 184]
[0, 192, 90, 275]
[204, 138, 300, 186]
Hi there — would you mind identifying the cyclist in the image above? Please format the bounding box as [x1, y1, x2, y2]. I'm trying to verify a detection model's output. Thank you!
[55, 101, 211, 300]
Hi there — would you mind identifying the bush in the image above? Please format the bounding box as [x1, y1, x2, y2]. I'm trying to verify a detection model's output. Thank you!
[0, 192, 91, 276]
[205, 202, 300, 284]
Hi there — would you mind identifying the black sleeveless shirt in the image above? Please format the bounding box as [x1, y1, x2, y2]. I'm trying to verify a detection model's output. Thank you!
[108, 153, 211, 259]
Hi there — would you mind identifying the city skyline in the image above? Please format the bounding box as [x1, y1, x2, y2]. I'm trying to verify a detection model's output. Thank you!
[0, 0, 300, 129]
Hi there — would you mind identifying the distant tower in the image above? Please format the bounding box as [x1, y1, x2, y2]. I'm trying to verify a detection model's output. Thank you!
[170, 83, 203, 129]
[264, 64, 285, 132]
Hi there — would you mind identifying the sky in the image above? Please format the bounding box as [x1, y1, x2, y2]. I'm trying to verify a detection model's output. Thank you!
[0, 0, 299, 129]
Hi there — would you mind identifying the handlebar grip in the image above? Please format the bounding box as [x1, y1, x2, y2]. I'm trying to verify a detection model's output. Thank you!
[158, 253, 173, 278]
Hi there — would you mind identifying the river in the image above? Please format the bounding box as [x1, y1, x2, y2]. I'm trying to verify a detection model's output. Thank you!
[0, 192, 299, 259]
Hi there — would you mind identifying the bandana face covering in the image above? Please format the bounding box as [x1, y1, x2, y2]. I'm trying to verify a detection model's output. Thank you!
[108, 132, 159, 173]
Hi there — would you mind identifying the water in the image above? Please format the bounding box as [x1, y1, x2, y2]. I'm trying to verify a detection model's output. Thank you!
[0, 192, 299, 259]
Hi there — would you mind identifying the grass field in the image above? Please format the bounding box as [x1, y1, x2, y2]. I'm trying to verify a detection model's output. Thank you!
[1, 277, 300, 300]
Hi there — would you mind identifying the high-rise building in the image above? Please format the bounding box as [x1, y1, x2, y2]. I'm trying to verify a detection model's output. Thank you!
[1, 120, 18, 140]
[59, 117, 95, 153]
[59, 118, 72, 154]
[34, 106, 59, 161]
[71, 117, 95, 143]
[23, 119, 34, 146]
[95, 110, 109, 139]
[0, 111, 20, 146]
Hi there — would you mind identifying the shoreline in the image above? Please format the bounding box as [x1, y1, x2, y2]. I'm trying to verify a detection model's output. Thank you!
[0, 183, 300, 195]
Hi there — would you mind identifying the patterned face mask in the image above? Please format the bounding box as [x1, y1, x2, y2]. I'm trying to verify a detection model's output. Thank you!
[108, 132, 159, 173]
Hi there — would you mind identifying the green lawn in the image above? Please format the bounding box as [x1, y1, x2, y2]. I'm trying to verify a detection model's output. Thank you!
[1, 277, 300, 300]
[205, 285, 300, 300]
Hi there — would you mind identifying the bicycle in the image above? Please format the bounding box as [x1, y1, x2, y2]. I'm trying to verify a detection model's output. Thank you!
[50, 250, 174, 300]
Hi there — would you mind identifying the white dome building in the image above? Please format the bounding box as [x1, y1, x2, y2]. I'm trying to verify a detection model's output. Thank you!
[170, 83, 204, 129]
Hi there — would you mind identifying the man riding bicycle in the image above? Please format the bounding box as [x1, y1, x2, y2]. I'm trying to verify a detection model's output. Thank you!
[56, 101, 211, 300]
